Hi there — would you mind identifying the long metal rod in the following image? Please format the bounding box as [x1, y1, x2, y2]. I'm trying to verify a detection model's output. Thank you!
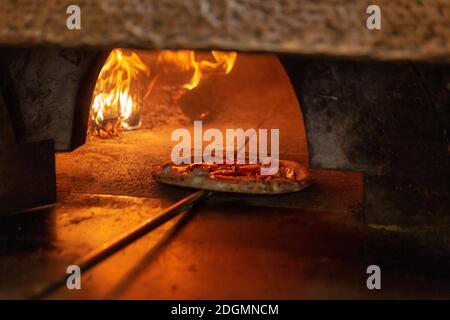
[30, 189, 212, 299]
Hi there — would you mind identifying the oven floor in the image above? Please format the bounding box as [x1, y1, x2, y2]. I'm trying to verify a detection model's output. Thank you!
[56, 128, 362, 213]
[0, 130, 448, 299]
[0, 192, 448, 299]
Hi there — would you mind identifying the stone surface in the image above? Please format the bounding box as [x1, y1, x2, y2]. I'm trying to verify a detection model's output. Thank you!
[0, 48, 100, 150]
[281, 57, 449, 226]
[0, 192, 448, 299]
[0, 0, 449, 62]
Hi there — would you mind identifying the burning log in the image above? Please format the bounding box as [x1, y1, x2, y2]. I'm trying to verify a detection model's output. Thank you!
[90, 118, 122, 138]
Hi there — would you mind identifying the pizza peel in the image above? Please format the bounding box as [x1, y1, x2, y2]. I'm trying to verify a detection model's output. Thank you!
[29, 131, 309, 298]
[30, 189, 212, 299]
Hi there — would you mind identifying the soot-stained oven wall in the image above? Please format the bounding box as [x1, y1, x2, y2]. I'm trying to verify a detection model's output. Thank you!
[0, 48, 101, 150]
[1, 0, 449, 62]
[280, 57, 449, 227]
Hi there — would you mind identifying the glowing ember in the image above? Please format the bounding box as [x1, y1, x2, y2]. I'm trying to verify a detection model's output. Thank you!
[90, 49, 237, 137]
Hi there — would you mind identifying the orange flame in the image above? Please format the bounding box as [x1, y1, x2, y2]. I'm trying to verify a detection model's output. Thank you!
[90, 49, 237, 134]
[157, 50, 238, 90]
[91, 49, 149, 130]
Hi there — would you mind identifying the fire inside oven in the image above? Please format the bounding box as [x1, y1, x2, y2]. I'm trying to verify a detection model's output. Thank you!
[90, 49, 238, 135]
[0, 49, 366, 299]
[55, 49, 362, 208]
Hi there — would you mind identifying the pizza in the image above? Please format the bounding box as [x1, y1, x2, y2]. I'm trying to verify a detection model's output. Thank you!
[152, 160, 312, 194]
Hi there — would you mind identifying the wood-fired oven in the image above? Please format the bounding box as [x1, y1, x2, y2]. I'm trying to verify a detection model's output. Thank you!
[0, 0, 449, 299]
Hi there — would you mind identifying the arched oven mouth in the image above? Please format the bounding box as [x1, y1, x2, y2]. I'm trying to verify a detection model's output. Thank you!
[54, 48, 363, 212]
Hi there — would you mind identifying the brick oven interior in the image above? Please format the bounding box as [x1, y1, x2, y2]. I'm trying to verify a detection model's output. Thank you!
[57, 51, 362, 210]
[0, 0, 449, 300]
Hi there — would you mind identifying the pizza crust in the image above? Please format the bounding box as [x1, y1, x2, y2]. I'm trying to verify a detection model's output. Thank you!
[152, 160, 312, 194]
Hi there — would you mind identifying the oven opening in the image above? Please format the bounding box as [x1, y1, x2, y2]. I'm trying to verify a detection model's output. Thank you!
[56, 49, 363, 212]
